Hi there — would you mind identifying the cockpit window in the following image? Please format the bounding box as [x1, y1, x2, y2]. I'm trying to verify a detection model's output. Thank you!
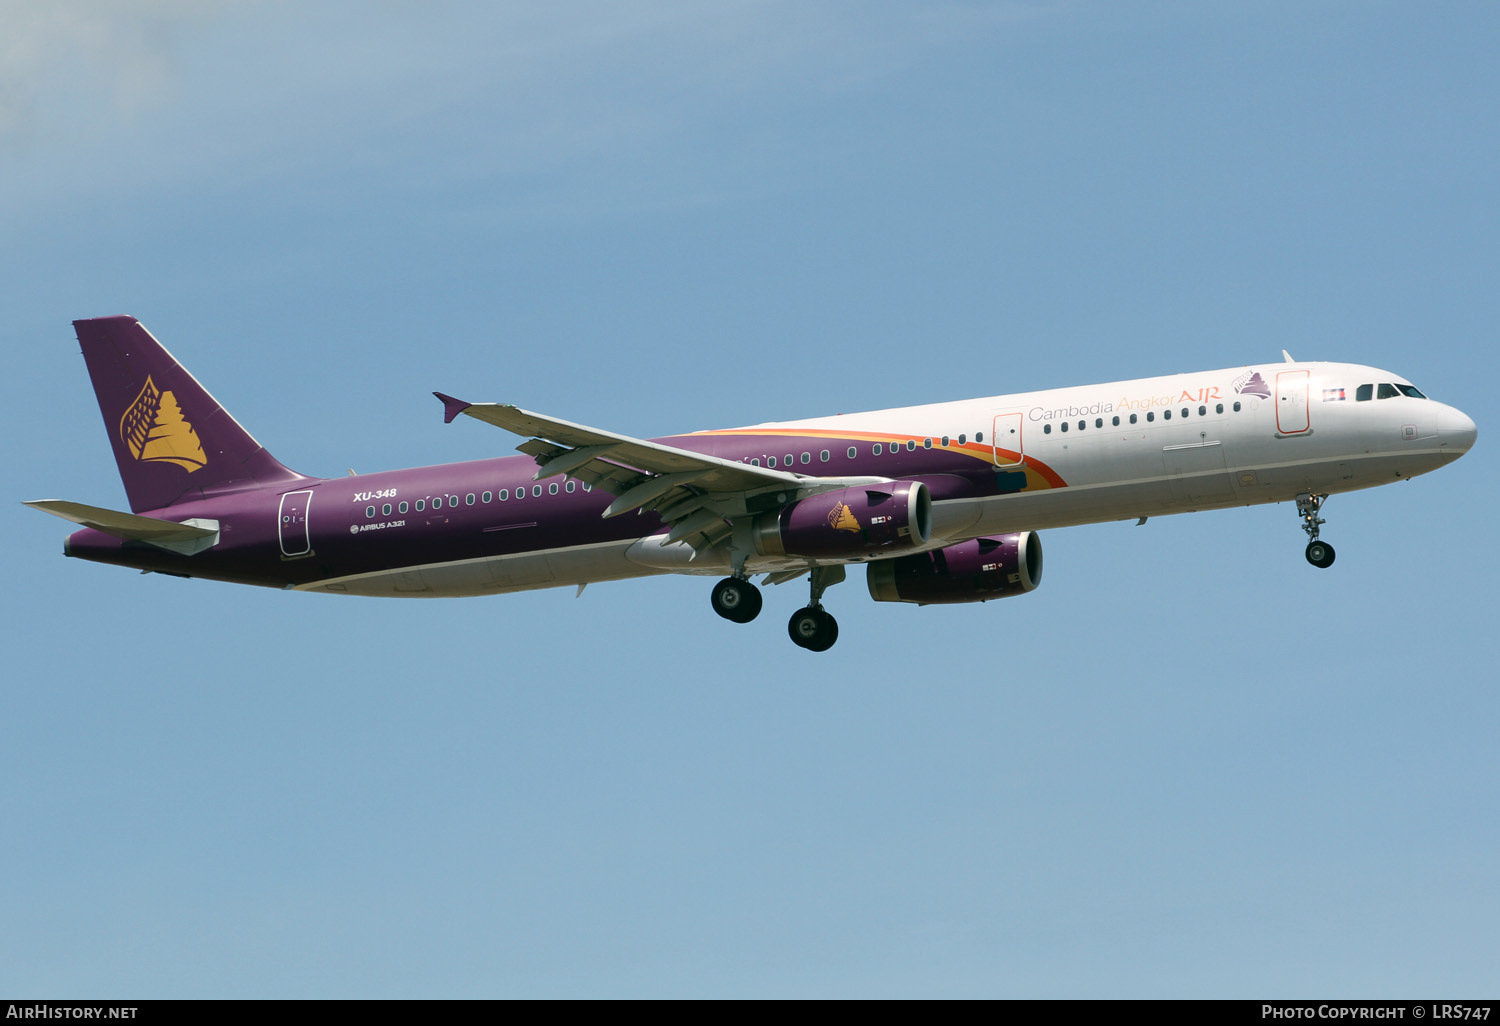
[1356, 384, 1373, 402]
[1377, 383, 1401, 400]
[1397, 384, 1427, 399]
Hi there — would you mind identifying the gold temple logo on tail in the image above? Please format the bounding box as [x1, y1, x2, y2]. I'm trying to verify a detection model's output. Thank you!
[827, 502, 860, 533]
[119, 376, 207, 472]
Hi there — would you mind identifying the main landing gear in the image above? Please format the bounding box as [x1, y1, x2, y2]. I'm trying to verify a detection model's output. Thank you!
[787, 566, 844, 653]
[710, 576, 762, 623]
[709, 565, 844, 651]
[1297, 492, 1336, 569]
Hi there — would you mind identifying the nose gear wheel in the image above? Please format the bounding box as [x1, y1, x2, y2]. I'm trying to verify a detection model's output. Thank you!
[1296, 493, 1336, 568]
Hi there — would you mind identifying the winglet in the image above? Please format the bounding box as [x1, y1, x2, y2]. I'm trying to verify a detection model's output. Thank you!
[433, 392, 472, 424]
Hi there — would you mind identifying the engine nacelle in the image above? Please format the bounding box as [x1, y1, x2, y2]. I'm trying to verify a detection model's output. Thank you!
[866, 532, 1043, 605]
[754, 481, 932, 559]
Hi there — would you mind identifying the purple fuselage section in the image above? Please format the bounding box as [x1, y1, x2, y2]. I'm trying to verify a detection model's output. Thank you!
[64, 431, 1015, 589]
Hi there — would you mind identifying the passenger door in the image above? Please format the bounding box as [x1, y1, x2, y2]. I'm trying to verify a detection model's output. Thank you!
[1276, 370, 1311, 435]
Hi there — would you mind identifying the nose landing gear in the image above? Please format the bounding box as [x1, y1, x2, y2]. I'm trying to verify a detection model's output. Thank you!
[1297, 492, 1336, 568]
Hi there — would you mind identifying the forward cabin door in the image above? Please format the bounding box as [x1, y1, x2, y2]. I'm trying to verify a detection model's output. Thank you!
[1276, 370, 1311, 435]
[278, 489, 314, 558]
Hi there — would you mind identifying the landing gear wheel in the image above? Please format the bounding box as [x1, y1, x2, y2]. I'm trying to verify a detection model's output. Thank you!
[788, 607, 839, 652]
[1295, 493, 1335, 569]
[711, 577, 762, 623]
[1305, 540, 1336, 569]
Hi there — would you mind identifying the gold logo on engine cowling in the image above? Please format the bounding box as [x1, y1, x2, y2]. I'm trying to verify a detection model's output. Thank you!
[828, 502, 860, 533]
[119, 376, 207, 472]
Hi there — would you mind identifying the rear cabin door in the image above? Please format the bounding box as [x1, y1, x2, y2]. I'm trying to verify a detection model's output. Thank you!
[1276, 370, 1311, 435]
[278, 489, 313, 557]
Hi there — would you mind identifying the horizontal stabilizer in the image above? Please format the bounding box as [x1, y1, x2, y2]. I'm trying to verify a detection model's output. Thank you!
[25, 499, 217, 542]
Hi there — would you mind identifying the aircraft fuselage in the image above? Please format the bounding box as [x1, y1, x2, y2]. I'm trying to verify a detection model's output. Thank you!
[59, 360, 1476, 600]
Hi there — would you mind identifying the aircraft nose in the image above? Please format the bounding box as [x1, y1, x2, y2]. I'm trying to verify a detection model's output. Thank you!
[1441, 405, 1477, 460]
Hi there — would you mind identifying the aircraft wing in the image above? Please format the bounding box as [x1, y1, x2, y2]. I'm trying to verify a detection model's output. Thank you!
[434, 393, 845, 552]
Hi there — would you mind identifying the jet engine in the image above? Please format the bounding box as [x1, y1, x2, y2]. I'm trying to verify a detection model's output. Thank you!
[866, 531, 1043, 604]
[753, 481, 931, 559]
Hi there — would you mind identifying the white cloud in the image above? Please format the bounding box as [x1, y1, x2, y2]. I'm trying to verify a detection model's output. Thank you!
[0, 1, 242, 141]
[0, 1, 1048, 217]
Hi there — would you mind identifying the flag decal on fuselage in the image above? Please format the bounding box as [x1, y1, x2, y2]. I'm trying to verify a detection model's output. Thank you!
[119, 376, 207, 473]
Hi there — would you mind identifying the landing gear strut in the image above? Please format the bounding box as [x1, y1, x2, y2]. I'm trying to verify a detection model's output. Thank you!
[788, 566, 844, 652]
[1297, 492, 1336, 569]
[711, 576, 762, 623]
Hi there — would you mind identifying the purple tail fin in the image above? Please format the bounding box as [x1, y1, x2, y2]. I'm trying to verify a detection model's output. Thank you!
[74, 316, 309, 513]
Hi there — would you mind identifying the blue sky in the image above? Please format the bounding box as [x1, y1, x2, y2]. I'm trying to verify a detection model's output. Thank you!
[4, 0, 1497, 998]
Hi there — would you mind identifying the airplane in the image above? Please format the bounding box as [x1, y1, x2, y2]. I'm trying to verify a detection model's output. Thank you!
[28, 316, 1477, 651]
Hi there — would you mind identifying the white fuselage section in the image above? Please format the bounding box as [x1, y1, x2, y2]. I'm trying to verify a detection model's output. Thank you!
[301, 360, 1476, 597]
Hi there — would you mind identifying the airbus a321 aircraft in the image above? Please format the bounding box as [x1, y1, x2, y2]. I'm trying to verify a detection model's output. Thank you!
[29, 316, 1477, 651]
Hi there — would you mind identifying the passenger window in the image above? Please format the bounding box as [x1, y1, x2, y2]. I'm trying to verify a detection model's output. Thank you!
[873, 443, 882, 455]
[482, 491, 492, 503]
[767, 456, 776, 468]
[1044, 423, 1052, 434]
[382, 503, 392, 516]
[566, 480, 576, 492]
[366, 506, 375, 518]
[549, 483, 558, 495]
[1356, 384, 1373, 402]
[801, 452, 811, 464]
[1233, 402, 1241, 412]
[1130, 414, 1138, 424]
[532, 485, 542, 497]
[432, 496, 443, 509]
[751, 458, 760, 466]
[499, 489, 507, 501]
[466, 493, 476, 505]
[1077, 420, 1085, 431]
[1147, 412, 1155, 422]
[1198, 405, 1206, 416]
[976, 432, 984, 442]
[941, 436, 949, 447]
[906, 440, 916, 451]
[1181, 408, 1189, 418]
[1060, 421, 1069, 433]
[1095, 418, 1103, 428]
[958, 434, 966, 444]
[1378, 383, 1400, 399]
[399, 501, 408, 513]
[923, 438, 932, 449]
[785, 454, 794, 466]
[1216, 404, 1223, 414]
[1112, 416, 1119, 426]
[1164, 410, 1171, 420]
[415, 499, 425, 511]
[846, 447, 857, 458]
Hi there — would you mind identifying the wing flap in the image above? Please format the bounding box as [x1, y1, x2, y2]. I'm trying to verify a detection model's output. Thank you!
[433, 393, 886, 557]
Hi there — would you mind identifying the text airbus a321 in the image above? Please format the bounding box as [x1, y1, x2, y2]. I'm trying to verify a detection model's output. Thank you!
[28, 317, 1477, 650]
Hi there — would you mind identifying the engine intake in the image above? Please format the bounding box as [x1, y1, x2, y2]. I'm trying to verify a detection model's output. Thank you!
[866, 532, 1043, 604]
[755, 481, 931, 558]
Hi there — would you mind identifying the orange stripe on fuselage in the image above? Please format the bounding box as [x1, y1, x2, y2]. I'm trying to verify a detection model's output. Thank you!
[693, 427, 1068, 489]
